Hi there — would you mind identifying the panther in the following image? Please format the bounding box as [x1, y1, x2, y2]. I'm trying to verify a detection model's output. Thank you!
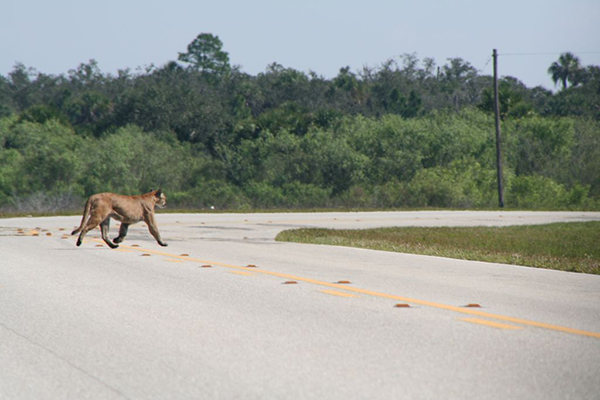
[71, 189, 168, 249]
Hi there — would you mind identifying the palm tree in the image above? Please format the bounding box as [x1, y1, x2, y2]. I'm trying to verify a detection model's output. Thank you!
[548, 52, 581, 90]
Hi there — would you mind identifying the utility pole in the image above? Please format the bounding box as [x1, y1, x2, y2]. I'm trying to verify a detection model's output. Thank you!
[493, 49, 505, 208]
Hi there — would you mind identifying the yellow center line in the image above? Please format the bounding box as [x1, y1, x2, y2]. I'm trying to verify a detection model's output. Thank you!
[461, 318, 524, 330]
[229, 270, 254, 276]
[320, 289, 358, 298]
[117, 244, 600, 339]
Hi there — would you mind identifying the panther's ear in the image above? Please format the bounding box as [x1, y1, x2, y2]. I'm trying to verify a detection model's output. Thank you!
[155, 188, 162, 198]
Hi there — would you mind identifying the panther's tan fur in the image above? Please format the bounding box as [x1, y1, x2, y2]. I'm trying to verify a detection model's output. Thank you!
[71, 189, 167, 249]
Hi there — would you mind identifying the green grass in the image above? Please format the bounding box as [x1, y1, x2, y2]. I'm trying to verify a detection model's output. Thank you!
[276, 222, 600, 275]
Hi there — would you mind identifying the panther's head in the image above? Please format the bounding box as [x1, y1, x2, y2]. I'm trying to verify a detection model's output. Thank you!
[155, 188, 167, 209]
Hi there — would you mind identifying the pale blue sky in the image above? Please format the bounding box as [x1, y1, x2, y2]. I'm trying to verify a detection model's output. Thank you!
[2, 0, 599, 89]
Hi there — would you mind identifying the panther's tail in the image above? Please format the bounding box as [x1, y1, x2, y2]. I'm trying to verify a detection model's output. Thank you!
[71, 198, 92, 235]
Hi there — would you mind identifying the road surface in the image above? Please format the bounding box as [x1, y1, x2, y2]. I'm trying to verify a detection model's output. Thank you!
[1, 211, 600, 399]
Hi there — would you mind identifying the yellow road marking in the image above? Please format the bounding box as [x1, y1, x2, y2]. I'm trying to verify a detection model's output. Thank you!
[116, 244, 600, 339]
[230, 270, 254, 276]
[320, 290, 358, 298]
[163, 258, 185, 263]
[461, 318, 524, 330]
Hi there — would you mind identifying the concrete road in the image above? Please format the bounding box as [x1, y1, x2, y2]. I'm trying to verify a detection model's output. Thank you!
[1, 211, 600, 400]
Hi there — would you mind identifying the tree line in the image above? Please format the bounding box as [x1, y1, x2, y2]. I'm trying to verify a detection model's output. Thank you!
[0, 33, 599, 211]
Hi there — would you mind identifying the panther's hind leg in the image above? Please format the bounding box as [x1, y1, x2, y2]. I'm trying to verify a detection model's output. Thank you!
[100, 218, 118, 249]
[76, 214, 103, 247]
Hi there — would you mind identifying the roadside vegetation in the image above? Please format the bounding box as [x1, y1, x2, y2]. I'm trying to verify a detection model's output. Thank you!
[1, 33, 599, 212]
[275, 222, 600, 275]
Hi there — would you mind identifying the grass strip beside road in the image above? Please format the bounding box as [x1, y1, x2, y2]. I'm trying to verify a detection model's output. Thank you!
[276, 222, 600, 275]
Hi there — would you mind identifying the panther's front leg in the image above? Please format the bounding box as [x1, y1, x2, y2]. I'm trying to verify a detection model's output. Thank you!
[113, 222, 129, 244]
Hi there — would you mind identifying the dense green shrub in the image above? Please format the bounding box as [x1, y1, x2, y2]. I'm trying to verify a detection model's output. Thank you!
[168, 185, 250, 210]
[243, 181, 286, 208]
[0, 108, 598, 211]
[506, 175, 593, 209]
[281, 182, 332, 208]
[1, 119, 84, 201]
[78, 125, 200, 195]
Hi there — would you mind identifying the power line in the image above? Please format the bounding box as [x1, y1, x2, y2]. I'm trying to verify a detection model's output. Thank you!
[499, 51, 600, 56]
[478, 55, 493, 73]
